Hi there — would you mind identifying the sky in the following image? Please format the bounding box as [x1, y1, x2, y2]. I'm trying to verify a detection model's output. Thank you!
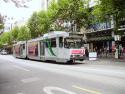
[0, 0, 95, 24]
[0, 0, 47, 21]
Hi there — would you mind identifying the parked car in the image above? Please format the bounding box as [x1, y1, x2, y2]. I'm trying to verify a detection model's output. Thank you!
[0, 50, 7, 55]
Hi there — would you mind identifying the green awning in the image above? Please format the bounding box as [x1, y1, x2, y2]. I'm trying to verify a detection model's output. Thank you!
[87, 36, 113, 42]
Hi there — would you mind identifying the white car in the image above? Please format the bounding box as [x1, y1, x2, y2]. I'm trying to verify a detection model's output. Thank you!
[0, 50, 7, 55]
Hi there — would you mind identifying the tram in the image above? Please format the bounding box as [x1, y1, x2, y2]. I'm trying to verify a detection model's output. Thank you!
[13, 41, 27, 58]
[13, 31, 85, 63]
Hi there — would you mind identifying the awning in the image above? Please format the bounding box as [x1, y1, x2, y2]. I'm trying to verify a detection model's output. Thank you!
[87, 36, 114, 42]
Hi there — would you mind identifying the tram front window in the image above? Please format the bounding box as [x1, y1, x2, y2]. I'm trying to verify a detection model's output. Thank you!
[64, 38, 82, 48]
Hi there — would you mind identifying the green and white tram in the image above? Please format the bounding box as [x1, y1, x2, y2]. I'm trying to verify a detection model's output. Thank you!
[13, 31, 85, 63]
[43, 31, 85, 63]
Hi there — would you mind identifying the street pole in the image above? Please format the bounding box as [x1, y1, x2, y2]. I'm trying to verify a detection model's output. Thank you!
[46, 0, 49, 9]
[114, 35, 121, 59]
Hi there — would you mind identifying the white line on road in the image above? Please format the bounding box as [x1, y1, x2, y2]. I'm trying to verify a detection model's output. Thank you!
[17, 93, 24, 94]
[72, 85, 101, 94]
[43, 86, 76, 94]
[14, 65, 30, 72]
[21, 77, 40, 83]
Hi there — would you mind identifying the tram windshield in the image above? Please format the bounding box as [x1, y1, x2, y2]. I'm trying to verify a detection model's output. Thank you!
[64, 37, 82, 48]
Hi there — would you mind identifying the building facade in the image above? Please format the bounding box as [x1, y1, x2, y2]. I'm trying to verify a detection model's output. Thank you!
[82, 16, 125, 58]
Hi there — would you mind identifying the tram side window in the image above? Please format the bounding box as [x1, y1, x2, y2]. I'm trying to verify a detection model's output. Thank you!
[45, 38, 56, 48]
[45, 40, 48, 48]
[59, 37, 63, 48]
[44, 39, 50, 48]
[35, 44, 38, 56]
[23, 44, 25, 49]
[51, 38, 56, 47]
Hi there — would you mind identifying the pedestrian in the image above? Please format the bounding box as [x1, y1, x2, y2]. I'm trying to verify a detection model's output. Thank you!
[85, 47, 89, 58]
[104, 47, 108, 57]
[112, 44, 116, 55]
[119, 44, 123, 57]
[123, 47, 125, 57]
[99, 48, 103, 57]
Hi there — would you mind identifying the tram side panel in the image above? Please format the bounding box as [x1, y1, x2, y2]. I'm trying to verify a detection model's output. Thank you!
[13, 44, 20, 58]
[56, 37, 71, 62]
[43, 37, 71, 63]
[13, 42, 27, 59]
[57, 47, 71, 62]
[27, 41, 40, 60]
[44, 38, 58, 61]
[39, 40, 45, 61]
[20, 43, 27, 58]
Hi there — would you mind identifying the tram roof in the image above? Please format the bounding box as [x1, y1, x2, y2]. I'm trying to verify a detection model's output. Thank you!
[13, 41, 26, 46]
[27, 36, 43, 42]
[43, 31, 69, 39]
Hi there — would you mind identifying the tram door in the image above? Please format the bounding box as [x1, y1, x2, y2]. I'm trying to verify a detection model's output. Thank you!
[57, 37, 66, 62]
[40, 41, 45, 60]
[20, 44, 25, 56]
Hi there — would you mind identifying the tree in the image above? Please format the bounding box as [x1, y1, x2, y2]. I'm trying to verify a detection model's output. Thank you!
[92, 0, 125, 34]
[55, 0, 90, 31]
[47, 0, 60, 31]
[27, 12, 42, 38]
[38, 10, 52, 33]
[0, 32, 13, 46]
[38, 1, 59, 32]
[11, 26, 19, 42]
[27, 6, 57, 38]
[0, 41, 3, 48]
[17, 26, 31, 41]
[0, 25, 30, 49]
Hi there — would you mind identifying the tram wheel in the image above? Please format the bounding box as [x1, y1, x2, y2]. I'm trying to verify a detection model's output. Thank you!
[67, 60, 73, 64]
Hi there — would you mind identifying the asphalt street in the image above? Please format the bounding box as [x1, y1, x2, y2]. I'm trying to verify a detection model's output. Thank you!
[0, 55, 125, 94]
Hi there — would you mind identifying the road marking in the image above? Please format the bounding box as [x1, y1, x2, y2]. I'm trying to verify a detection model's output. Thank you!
[43, 86, 76, 94]
[72, 85, 101, 94]
[14, 65, 30, 71]
[21, 77, 40, 83]
[17, 93, 24, 94]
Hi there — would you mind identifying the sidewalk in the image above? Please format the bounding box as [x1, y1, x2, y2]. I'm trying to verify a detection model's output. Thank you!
[82, 57, 125, 66]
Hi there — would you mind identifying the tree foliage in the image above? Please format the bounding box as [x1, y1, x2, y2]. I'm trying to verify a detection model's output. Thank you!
[56, 0, 90, 31]
[11, 26, 19, 41]
[92, 0, 125, 34]
[0, 32, 12, 46]
[17, 26, 31, 41]
[48, 0, 59, 22]
[0, 25, 31, 48]
[37, 10, 51, 34]
[27, 12, 43, 38]
[27, 1, 59, 37]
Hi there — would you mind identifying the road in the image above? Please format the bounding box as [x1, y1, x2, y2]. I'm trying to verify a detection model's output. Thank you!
[0, 55, 125, 94]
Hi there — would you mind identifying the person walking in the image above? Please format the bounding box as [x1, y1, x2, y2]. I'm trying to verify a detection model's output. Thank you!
[85, 47, 89, 59]
[119, 44, 123, 57]
[104, 47, 108, 57]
